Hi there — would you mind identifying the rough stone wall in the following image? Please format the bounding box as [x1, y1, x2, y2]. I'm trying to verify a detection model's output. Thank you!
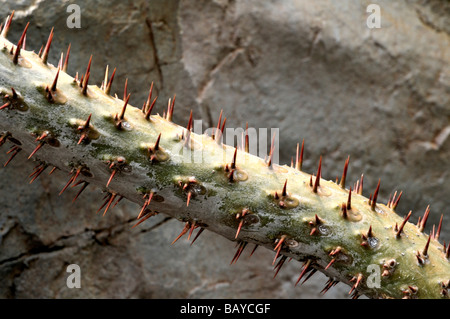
[0, 0, 449, 298]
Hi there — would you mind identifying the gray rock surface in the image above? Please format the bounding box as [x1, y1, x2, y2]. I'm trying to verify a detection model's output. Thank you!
[0, 0, 449, 298]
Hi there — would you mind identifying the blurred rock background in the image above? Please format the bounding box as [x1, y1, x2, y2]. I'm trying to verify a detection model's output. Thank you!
[0, 0, 449, 298]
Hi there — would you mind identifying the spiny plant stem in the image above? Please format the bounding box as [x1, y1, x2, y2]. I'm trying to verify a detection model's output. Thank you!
[0, 17, 449, 299]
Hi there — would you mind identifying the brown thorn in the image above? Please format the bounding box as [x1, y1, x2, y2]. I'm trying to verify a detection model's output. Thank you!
[220, 117, 227, 135]
[41, 27, 54, 64]
[145, 96, 158, 120]
[59, 168, 81, 195]
[273, 235, 286, 265]
[57, 52, 63, 70]
[187, 221, 197, 241]
[84, 55, 93, 80]
[103, 193, 117, 216]
[296, 139, 305, 171]
[77, 133, 87, 145]
[347, 186, 352, 210]
[244, 122, 249, 153]
[119, 93, 131, 120]
[249, 244, 259, 257]
[82, 71, 90, 95]
[137, 193, 153, 218]
[321, 279, 339, 295]
[186, 110, 193, 131]
[105, 67, 116, 95]
[101, 65, 108, 91]
[358, 174, 364, 195]
[190, 227, 205, 246]
[171, 222, 190, 245]
[143, 82, 154, 113]
[0, 11, 15, 38]
[416, 216, 422, 228]
[106, 169, 117, 187]
[167, 94, 176, 122]
[419, 205, 431, 232]
[231, 147, 237, 169]
[339, 156, 350, 189]
[112, 195, 123, 209]
[77, 114, 92, 144]
[235, 219, 244, 239]
[131, 211, 155, 228]
[349, 274, 363, 295]
[367, 225, 374, 238]
[72, 181, 89, 203]
[273, 255, 287, 279]
[96, 194, 111, 214]
[301, 268, 318, 285]
[235, 241, 248, 263]
[81, 54, 93, 92]
[0, 132, 11, 146]
[416, 252, 425, 266]
[396, 210, 412, 238]
[4, 146, 21, 167]
[325, 258, 336, 270]
[214, 110, 223, 141]
[0, 102, 11, 110]
[51, 68, 60, 92]
[28, 162, 43, 178]
[29, 164, 47, 184]
[393, 191, 403, 209]
[186, 191, 192, 207]
[282, 179, 288, 197]
[13, 22, 30, 65]
[37, 45, 43, 58]
[9, 87, 17, 98]
[267, 132, 276, 167]
[62, 43, 71, 72]
[436, 214, 443, 241]
[295, 260, 312, 286]
[154, 133, 162, 151]
[28, 142, 44, 159]
[123, 78, 128, 101]
[312, 156, 322, 193]
[137, 193, 153, 220]
[330, 246, 342, 256]
[423, 235, 431, 257]
[371, 179, 381, 210]
[230, 241, 247, 265]
[391, 191, 400, 209]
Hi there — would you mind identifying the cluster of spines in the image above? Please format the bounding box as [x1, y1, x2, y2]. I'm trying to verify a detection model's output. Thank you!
[1, 12, 449, 299]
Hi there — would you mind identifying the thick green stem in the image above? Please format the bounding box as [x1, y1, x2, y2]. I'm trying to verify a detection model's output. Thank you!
[0, 31, 449, 299]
